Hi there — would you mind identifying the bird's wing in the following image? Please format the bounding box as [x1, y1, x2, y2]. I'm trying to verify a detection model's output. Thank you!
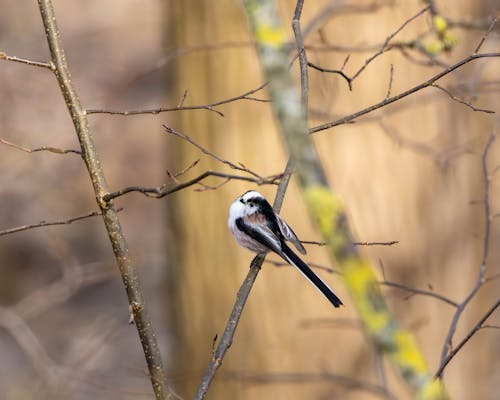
[276, 214, 307, 255]
[236, 213, 283, 255]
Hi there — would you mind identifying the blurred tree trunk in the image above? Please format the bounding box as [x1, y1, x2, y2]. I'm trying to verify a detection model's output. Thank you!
[165, 1, 499, 399]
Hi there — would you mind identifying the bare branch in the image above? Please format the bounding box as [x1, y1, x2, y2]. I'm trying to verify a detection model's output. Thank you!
[385, 64, 394, 99]
[103, 171, 281, 202]
[350, 6, 430, 82]
[292, 0, 308, 110]
[0, 209, 120, 237]
[0, 51, 52, 69]
[0, 137, 81, 155]
[308, 6, 430, 90]
[195, 160, 295, 399]
[36, 1, 171, 398]
[380, 281, 458, 308]
[310, 52, 500, 133]
[164, 125, 263, 178]
[308, 61, 353, 90]
[437, 126, 497, 378]
[301, 239, 399, 247]
[431, 84, 495, 114]
[86, 82, 269, 117]
[435, 299, 500, 378]
[473, 17, 498, 53]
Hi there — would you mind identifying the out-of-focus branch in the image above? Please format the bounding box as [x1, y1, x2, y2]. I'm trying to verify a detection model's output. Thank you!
[0, 307, 60, 388]
[221, 369, 396, 400]
[241, 1, 447, 398]
[267, 259, 458, 307]
[0, 261, 114, 390]
[437, 127, 497, 378]
[380, 281, 458, 308]
[36, 1, 171, 398]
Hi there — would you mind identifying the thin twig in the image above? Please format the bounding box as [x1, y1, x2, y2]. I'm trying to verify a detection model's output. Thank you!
[292, 0, 308, 110]
[0, 137, 81, 155]
[86, 83, 269, 117]
[431, 84, 495, 114]
[473, 17, 498, 53]
[385, 64, 394, 99]
[164, 125, 263, 179]
[301, 239, 399, 246]
[0, 209, 119, 237]
[350, 6, 430, 82]
[0, 51, 52, 69]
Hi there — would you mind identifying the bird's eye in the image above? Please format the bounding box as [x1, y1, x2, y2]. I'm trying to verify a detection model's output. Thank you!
[239, 198, 245, 204]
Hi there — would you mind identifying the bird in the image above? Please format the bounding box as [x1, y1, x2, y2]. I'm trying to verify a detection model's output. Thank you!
[228, 190, 343, 308]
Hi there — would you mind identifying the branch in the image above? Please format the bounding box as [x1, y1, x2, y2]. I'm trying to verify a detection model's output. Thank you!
[307, 6, 431, 91]
[349, 6, 430, 82]
[431, 84, 495, 114]
[436, 127, 497, 378]
[0, 51, 52, 69]
[380, 281, 458, 308]
[36, 1, 171, 398]
[103, 171, 281, 202]
[310, 52, 500, 134]
[0, 209, 118, 237]
[195, 161, 295, 399]
[301, 239, 399, 247]
[435, 299, 500, 378]
[86, 82, 269, 117]
[0, 137, 81, 155]
[164, 125, 263, 179]
[195, 11, 312, 394]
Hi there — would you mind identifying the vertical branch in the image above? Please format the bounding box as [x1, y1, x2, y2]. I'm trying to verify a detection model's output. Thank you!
[195, 162, 294, 400]
[292, 0, 308, 111]
[241, 0, 448, 398]
[437, 127, 497, 378]
[36, 1, 171, 399]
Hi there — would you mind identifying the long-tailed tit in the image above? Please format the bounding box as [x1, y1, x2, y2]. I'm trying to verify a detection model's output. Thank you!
[228, 190, 343, 308]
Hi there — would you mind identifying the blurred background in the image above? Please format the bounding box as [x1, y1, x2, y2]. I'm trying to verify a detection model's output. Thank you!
[0, 1, 499, 399]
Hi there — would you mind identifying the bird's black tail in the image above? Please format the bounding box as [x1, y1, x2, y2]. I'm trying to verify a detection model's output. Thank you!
[281, 243, 343, 308]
